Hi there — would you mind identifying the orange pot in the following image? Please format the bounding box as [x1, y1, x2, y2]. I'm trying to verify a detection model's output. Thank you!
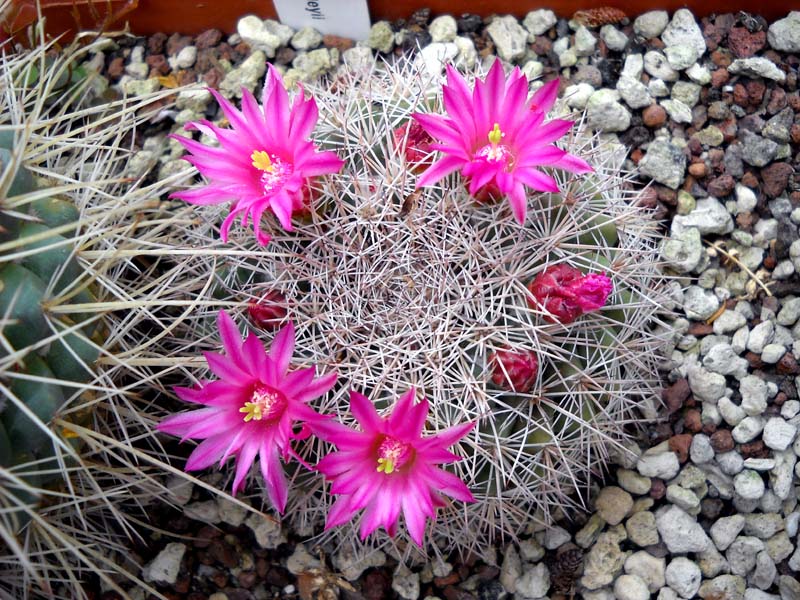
[2, 0, 795, 40]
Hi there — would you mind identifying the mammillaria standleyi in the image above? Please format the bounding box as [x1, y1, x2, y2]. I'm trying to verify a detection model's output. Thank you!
[144, 56, 666, 554]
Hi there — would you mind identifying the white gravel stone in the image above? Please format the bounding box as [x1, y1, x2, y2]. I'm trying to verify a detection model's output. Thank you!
[617, 75, 653, 109]
[624, 551, 666, 592]
[740, 375, 769, 416]
[586, 88, 631, 132]
[626, 511, 660, 547]
[745, 589, 780, 600]
[644, 50, 679, 81]
[769, 450, 797, 500]
[523, 9, 557, 37]
[744, 514, 784, 539]
[761, 344, 787, 363]
[748, 321, 775, 354]
[246, 513, 286, 549]
[734, 470, 766, 500]
[637, 451, 680, 480]
[662, 9, 706, 58]
[768, 11, 800, 52]
[614, 574, 651, 600]
[665, 44, 699, 70]
[183, 500, 219, 524]
[519, 538, 545, 562]
[634, 11, 669, 38]
[714, 310, 748, 335]
[719, 397, 747, 426]
[665, 557, 702, 599]
[672, 196, 734, 236]
[684, 286, 721, 321]
[733, 416, 765, 444]
[690, 434, 715, 464]
[666, 484, 700, 511]
[392, 564, 420, 600]
[574, 26, 597, 56]
[333, 546, 386, 581]
[656, 506, 712, 553]
[564, 83, 595, 109]
[486, 15, 528, 62]
[237, 15, 281, 57]
[287, 543, 321, 575]
[728, 57, 786, 82]
[688, 364, 727, 402]
[622, 53, 644, 78]
[762, 417, 797, 451]
[711, 515, 746, 551]
[600, 25, 629, 51]
[500, 544, 522, 593]
[515, 563, 550, 599]
[143, 543, 186, 584]
[596, 486, 634, 526]
[290, 26, 323, 50]
[727, 536, 764, 576]
[429, 15, 458, 43]
[543, 525, 571, 549]
[704, 343, 748, 378]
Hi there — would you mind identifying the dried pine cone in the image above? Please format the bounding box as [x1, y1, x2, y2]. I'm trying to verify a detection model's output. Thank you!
[548, 544, 584, 594]
[572, 7, 627, 27]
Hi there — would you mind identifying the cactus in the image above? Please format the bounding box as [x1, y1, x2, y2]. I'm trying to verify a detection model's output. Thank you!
[138, 56, 669, 558]
[0, 29, 211, 598]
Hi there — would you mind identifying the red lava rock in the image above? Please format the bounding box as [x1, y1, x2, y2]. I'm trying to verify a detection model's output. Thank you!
[173, 574, 191, 594]
[718, 117, 738, 142]
[767, 87, 788, 114]
[741, 440, 768, 459]
[642, 104, 667, 128]
[148, 32, 168, 54]
[669, 434, 693, 463]
[362, 569, 392, 600]
[650, 479, 666, 500]
[777, 353, 800, 375]
[741, 171, 759, 188]
[663, 379, 691, 413]
[703, 22, 723, 52]
[531, 35, 552, 56]
[656, 186, 678, 205]
[728, 26, 767, 58]
[710, 428, 734, 452]
[238, 570, 257, 588]
[195, 525, 221, 549]
[733, 83, 749, 107]
[434, 573, 461, 587]
[167, 33, 193, 56]
[196, 28, 223, 49]
[710, 68, 730, 88]
[761, 162, 794, 198]
[688, 322, 713, 335]
[265, 566, 291, 587]
[443, 587, 477, 600]
[636, 187, 659, 209]
[707, 173, 735, 196]
[764, 255, 777, 270]
[196, 47, 219, 72]
[146, 54, 170, 75]
[711, 49, 733, 68]
[208, 539, 238, 568]
[688, 162, 707, 178]
[687, 138, 703, 156]
[630, 148, 644, 164]
[791, 124, 800, 144]
[745, 352, 765, 370]
[323, 34, 355, 52]
[203, 67, 225, 88]
[747, 80, 766, 106]
[787, 93, 800, 111]
[107, 56, 125, 79]
[702, 422, 718, 435]
[256, 558, 269, 578]
[211, 570, 228, 587]
[684, 410, 703, 433]
[774, 391, 788, 406]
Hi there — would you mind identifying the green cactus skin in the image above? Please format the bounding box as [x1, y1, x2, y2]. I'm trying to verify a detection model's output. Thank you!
[0, 263, 48, 350]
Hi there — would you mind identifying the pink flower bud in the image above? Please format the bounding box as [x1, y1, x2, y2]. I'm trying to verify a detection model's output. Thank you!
[247, 291, 288, 330]
[490, 349, 539, 393]
[393, 120, 434, 171]
[527, 265, 612, 324]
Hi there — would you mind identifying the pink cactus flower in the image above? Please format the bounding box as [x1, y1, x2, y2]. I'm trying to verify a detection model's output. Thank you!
[527, 264, 613, 324]
[413, 61, 593, 224]
[313, 389, 475, 546]
[171, 65, 344, 245]
[157, 311, 337, 512]
[393, 119, 435, 171]
[490, 349, 539, 393]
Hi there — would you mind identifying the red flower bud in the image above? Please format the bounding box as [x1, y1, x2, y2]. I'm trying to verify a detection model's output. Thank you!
[490, 349, 539, 393]
[247, 291, 288, 330]
[393, 120, 434, 171]
[527, 265, 612, 324]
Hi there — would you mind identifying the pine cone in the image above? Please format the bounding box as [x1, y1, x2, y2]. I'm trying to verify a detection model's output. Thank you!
[572, 7, 627, 28]
[548, 545, 584, 594]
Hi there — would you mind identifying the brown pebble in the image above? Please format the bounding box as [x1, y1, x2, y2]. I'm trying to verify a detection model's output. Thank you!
[642, 104, 667, 128]
[323, 34, 355, 52]
[777, 353, 800, 375]
[711, 48, 733, 67]
[741, 171, 759, 188]
[710, 68, 730, 88]
[147, 32, 168, 54]
[764, 255, 777, 270]
[736, 211, 755, 231]
[688, 322, 713, 335]
[761, 162, 794, 199]
[146, 54, 170, 75]
[710, 429, 734, 452]
[663, 379, 691, 414]
[167, 32, 193, 56]
[774, 391, 788, 406]
[791, 124, 800, 144]
[702, 422, 717, 435]
[443, 586, 476, 600]
[747, 80, 766, 106]
[688, 162, 707, 178]
[107, 56, 125, 79]
[196, 28, 223, 49]
[745, 351, 765, 369]
[728, 26, 766, 58]
[203, 67, 225, 88]
[238, 570, 257, 589]
[733, 83, 749, 107]
[707, 173, 735, 196]
[669, 433, 693, 463]
[741, 440, 768, 458]
[650, 479, 666, 500]
[434, 573, 461, 587]
[684, 409, 702, 433]
[766, 87, 788, 114]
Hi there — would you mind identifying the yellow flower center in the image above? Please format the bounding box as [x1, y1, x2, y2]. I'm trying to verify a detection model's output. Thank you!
[376, 436, 411, 474]
[251, 150, 275, 173]
[240, 385, 285, 422]
[488, 123, 504, 146]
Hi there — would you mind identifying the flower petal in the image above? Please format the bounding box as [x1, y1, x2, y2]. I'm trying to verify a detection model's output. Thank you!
[270, 321, 295, 376]
[416, 155, 464, 188]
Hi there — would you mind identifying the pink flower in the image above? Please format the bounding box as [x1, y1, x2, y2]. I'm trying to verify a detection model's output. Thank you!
[171, 65, 344, 245]
[413, 61, 593, 224]
[313, 389, 474, 546]
[527, 264, 613, 324]
[490, 349, 539, 393]
[157, 311, 337, 512]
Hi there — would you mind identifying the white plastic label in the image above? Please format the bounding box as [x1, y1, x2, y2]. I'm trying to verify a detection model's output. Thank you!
[272, 0, 372, 41]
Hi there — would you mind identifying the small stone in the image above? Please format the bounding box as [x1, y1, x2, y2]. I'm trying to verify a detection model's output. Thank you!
[656, 506, 712, 553]
[741, 130, 779, 168]
[732, 416, 765, 444]
[574, 26, 597, 56]
[624, 551, 666, 592]
[332, 546, 386, 582]
[515, 563, 550, 599]
[600, 25, 628, 51]
[633, 11, 669, 39]
[293, 48, 335, 79]
[762, 417, 797, 450]
[237, 16, 281, 56]
[728, 58, 786, 82]
[576, 513, 607, 549]
[614, 574, 651, 600]
[690, 434, 715, 464]
[744, 514, 784, 539]
[291, 26, 323, 50]
[500, 545, 522, 593]
[581, 530, 628, 590]
[740, 375, 769, 416]
[727, 536, 764, 576]
[617, 76, 653, 110]
[733, 470, 766, 500]
[688, 364, 727, 402]
[564, 82, 594, 109]
[752, 550, 778, 590]
[666, 484, 700, 511]
[596, 486, 633, 526]
[392, 564, 420, 600]
[705, 343, 749, 378]
[768, 11, 800, 52]
[747, 322, 775, 354]
[184, 500, 219, 524]
[586, 89, 631, 132]
[287, 543, 321, 575]
[761, 344, 787, 364]
[429, 15, 458, 43]
[220, 51, 267, 97]
[543, 525, 572, 549]
[711, 515, 746, 551]
[714, 310, 747, 335]
[694, 125, 725, 147]
[618, 469, 653, 495]
[640, 138, 686, 189]
[638, 451, 680, 480]
[217, 496, 247, 527]
[643, 104, 668, 128]
[665, 557, 702, 599]
[246, 513, 286, 549]
[519, 538, 545, 562]
[367, 21, 394, 53]
[626, 511, 660, 547]
[665, 45, 699, 71]
[698, 575, 746, 600]
[523, 9, 557, 37]
[486, 15, 528, 62]
[143, 543, 186, 584]
[662, 9, 706, 59]
[415, 42, 459, 78]
[644, 50, 680, 82]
